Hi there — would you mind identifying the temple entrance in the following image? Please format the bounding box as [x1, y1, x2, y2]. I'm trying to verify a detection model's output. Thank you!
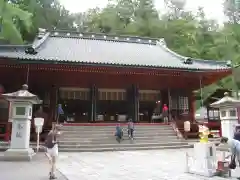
[139, 101, 156, 122]
[97, 101, 128, 122]
[97, 89, 128, 122]
[139, 90, 160, 122]
[58, 87, 91, 122]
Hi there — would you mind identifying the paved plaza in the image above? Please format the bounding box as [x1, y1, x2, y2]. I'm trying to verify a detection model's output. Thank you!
[0, 149, 240, 180]
[57, 149, 240, 180]
[0, 153, 67, 180]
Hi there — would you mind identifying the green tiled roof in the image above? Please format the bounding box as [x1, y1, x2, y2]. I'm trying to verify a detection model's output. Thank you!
[0, 30, 231, 71]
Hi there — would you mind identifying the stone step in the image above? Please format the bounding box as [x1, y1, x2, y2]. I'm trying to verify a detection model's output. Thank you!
[57, 142, 187, 149]
[56, 125, 185, 152]
[59, 135, 179, 141]
[60, 129, 174, 133]
[59, 139, 183, 145]
[60, 126, 173, 129]
[60, 132, 176, 138]
[59, 144, 193, 152]
[60, 125, 172, 129]
[61, 123, 171, 129]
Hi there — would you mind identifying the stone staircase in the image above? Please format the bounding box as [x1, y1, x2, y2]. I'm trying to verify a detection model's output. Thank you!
[57, 124, 192, 152]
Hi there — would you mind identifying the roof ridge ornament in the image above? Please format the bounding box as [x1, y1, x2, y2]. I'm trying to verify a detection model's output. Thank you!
[157, 38, 166, 47]
[22, 84, 28, 90]
[224, 92, 229, 97]
[25, 47, 37, 55]
[37, 28, 47, 39]
[26, 28, 50, 55]
[183, 57, 193, 64]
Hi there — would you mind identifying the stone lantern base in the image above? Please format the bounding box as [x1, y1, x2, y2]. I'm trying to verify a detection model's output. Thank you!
[3, 148, 35, 161]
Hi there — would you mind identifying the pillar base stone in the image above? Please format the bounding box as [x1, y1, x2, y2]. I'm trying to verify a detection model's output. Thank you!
[3, 148, 35, 161]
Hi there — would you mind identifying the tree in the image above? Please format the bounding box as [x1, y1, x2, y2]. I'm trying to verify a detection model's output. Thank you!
[16, 0, 76, 42]
[4, 0, 239, 104]
[124, 0, 160, 36]
[0, 0, 32, 44]
[224, 0, 240, 24]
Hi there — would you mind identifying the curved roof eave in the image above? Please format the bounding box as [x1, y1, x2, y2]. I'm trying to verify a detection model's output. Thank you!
[0, 29, 231, 72]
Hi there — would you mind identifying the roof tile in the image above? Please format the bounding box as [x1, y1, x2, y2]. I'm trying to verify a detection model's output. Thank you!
[0, 31, 231, 71]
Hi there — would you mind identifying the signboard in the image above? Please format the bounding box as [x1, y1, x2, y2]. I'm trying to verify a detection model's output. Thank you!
[34, 117, 44, 127]
[15, 123, 23, 138]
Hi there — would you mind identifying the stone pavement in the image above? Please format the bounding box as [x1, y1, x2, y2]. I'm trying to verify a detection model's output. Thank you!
[0, 153, 67, 180]
[57, 149, 240, 180]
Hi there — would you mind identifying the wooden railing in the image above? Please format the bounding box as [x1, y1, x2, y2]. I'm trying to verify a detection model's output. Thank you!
[170, 121, 183, 139]
[173, 120, 199, 139]
[173, 119, 221, 139]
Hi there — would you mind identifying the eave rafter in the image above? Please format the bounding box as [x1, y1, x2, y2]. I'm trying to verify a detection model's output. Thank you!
[0, 63, 231, 79]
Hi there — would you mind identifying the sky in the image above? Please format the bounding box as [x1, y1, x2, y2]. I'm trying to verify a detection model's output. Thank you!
[59, 0, 225, 22]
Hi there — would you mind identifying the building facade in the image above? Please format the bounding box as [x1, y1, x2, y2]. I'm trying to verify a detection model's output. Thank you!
[0, 29, 231, 131]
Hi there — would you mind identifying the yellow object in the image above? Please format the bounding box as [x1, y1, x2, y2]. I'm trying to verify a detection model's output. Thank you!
[198, 125, 210, 143]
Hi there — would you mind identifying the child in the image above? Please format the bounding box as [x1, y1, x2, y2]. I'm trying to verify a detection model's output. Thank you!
[127, 119, 134, 140]
[115, 124, 123, 143]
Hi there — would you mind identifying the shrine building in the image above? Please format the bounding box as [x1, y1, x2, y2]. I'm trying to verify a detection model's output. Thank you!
[0, 29, 232, 134]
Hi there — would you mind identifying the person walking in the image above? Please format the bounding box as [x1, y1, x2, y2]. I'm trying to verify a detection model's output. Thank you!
[234, 128, 240, 142]
[162, 104, 169, 124]
[220, 137, 240, 176]
[115, 123, 123, 143]
[127, 118, 134, 140]
[45, 124, 61, 179]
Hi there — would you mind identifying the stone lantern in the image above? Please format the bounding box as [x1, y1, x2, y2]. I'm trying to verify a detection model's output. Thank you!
[210, 92, 240, 139]
[2, 84, 41, 161]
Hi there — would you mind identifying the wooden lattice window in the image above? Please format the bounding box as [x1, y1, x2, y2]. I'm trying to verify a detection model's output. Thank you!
[99, 90, 126, 100]
[169, 96, 178, 110]
[178, 96, 189, 112]
[139, 91, 159, 101]
[59, 88, 90, 100]
[118, 92, 126, 101]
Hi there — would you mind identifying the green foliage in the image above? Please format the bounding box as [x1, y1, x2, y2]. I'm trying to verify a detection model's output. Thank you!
[2, 0, 240, 105]
[0, 0, 32, 44]
[71, 0, 240, 104]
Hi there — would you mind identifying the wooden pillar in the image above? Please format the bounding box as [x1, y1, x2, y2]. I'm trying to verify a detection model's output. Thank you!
[126, 85, 139, 122]
[5, 101, 11, 141]
[133, 84, 139, 122]
[167, 88, 172, 121]
[49, 86, 57, 126]
[189, 91, 195, 122]
[90, 84, 98, 122]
